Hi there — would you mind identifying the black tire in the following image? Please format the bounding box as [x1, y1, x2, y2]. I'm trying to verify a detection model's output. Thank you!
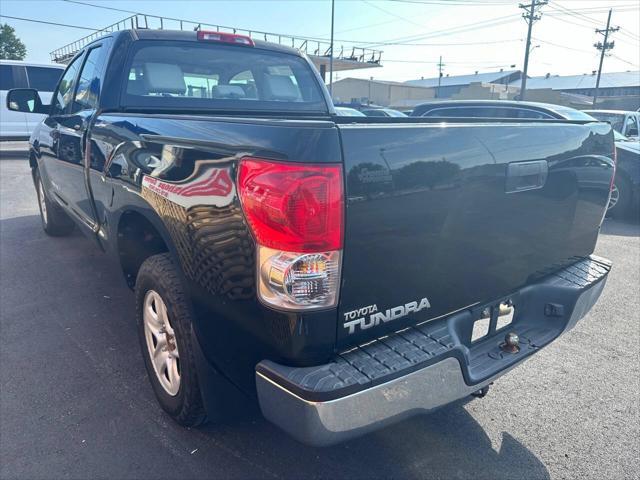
[34, 169, 75, 236]
[135, 253, 207, 427]
[608, 175, 632, 219]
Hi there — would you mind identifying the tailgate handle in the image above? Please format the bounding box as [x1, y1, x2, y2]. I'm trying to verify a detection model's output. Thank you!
[505, 160, 548, 193]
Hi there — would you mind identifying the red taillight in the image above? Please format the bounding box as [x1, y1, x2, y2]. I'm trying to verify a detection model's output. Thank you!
[196, 31, 254, 46]
[238, 158, 344, 252]
[239, 157, 344, 310]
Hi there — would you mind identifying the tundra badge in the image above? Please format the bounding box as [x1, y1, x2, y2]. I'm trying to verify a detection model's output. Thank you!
[343, 298, 431, 335]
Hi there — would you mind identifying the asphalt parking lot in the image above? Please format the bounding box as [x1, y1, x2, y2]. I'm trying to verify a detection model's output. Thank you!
[1, 145, 638, 480]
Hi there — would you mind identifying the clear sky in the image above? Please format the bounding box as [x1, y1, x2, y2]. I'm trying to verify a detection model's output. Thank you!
[1, 0, 638, 82]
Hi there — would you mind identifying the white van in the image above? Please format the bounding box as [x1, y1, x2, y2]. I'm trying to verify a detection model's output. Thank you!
[1, 60, 64, 140]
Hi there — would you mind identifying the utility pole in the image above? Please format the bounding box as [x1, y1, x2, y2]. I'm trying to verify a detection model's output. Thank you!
[329, 0, 335, 95]
[518, 0, 547, 100]
[593, 9, 619, 106]
[436, 56, 445, 98]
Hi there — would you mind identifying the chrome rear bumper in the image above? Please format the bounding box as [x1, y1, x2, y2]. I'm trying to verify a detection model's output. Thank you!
[256, 255, 610, 446]
[257, 356, 497, 446]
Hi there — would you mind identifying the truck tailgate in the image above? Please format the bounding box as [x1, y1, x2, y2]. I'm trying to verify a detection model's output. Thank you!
[337, 121, 614, 346]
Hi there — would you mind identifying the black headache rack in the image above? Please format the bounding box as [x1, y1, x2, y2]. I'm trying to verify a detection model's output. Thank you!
[257, 255, 611, 402]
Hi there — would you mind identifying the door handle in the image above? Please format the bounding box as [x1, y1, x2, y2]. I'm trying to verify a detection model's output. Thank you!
[505, 160, 548, 193]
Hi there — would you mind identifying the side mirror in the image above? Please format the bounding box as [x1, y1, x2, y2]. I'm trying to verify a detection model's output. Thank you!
[6, 88, 48, 114]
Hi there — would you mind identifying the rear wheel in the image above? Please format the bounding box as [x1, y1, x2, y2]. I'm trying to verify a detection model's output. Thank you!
[135, 253, 207, 427]
[34, 169, 74, 236]
[608, 175, 632, 219]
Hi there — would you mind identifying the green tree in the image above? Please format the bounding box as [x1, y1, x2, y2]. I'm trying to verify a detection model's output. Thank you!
[0, 24, 27, 60]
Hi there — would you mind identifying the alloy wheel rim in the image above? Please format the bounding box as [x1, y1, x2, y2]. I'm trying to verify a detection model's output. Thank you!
[38, 178, 48, 225]
[143, 290, 181, 396]
[608, 184, 619, 210]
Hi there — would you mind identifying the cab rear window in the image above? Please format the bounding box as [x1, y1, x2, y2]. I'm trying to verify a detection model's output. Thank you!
[121, 41, 327, 113]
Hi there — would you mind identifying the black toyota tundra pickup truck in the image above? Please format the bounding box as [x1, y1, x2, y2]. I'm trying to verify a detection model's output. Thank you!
[7, 29, 614, 446]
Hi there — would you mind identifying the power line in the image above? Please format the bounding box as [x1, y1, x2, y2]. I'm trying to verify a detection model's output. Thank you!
[345, 0, 636, 38]
[335, 19, 397, 34]
[62, 0, 140, 15]
[616, 28, 640, 42]
[519, 0, 548, 100]
[60, 0, 336, 45]
[385, 0, 523, 5]
[543, 6, 640, 47]
[329, 0, 335, 93]
[0, 14, 100, 31]
[553, 5, 638, 14]
[362, 0, 429, 29]
[545, 6, 602, 30]
[543, 16, 640, 48]
[550, 2, 639, 29]
[0, 9, 519, 51]
[381, 38, 523, 46]
[58, 0, 537, 52]
[436, 55, 445, 97]
[532, 37, 597, 55]
[8, 1, 637, 73]
[610, 54, 640, 68]
[359, 14, 520, 47]
[60, 0, 521, 47]
[545, 3, 638, 37]
[544, 4, 639, 48]
[383, 59, 508, 63]
[592, 9, 619, 106]
[387, 0, 639, 10]
[549, 3, 602, 25]
[608, 36, 640, 48]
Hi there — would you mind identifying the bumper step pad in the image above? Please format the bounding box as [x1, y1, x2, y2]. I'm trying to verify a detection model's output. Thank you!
[260, 323, 454, 401]
[257, 255, 611, 402]
[256, 255, 610, 446]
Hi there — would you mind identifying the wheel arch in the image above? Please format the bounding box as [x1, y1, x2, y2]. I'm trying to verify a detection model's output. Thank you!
[29, 149, 39, 184]
[115, 207, 181, 289]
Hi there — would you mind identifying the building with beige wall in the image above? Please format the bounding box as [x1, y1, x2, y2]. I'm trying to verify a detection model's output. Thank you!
[332, 70, 639, 112]
[331, 77, 435, 110]
[450, 82, 520, 100]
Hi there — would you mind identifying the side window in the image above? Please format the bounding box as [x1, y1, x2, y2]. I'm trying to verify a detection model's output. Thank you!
[73, 47, 103, 112]
[26, 67, 63, 91]
[624, 115, 638, 137]
[425, 108, 482, 117]
[478, 107, 511, 118]
[0, 65, 15, 90]
[0, 65, 27, 90]
[515, 108, 552, 119]
[363, 110, 387, 117]
[51, 54, 84, 115]
[424, 108, 447, 117]
[609, 116, 625, 133]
